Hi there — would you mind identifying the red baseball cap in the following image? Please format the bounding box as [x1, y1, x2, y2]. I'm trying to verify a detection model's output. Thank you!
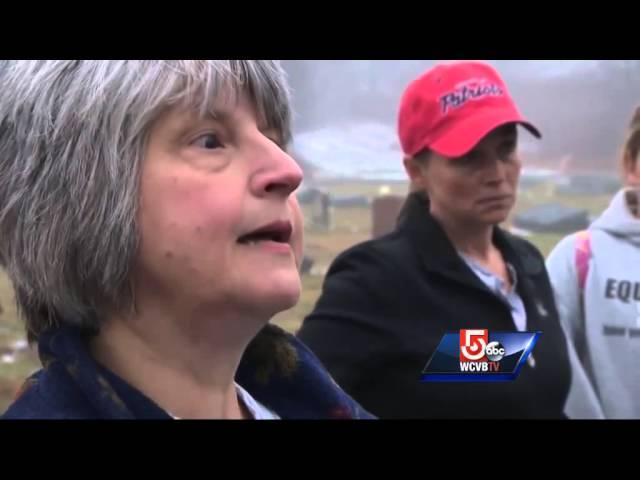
[397, 61, 541, 158]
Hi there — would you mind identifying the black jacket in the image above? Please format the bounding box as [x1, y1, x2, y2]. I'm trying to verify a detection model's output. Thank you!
[297, 193, 571, 419]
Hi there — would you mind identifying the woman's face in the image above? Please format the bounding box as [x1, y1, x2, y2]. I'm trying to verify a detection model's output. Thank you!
[624, 150, 640, 188]
[624, 151, 640, 218]
[135, 93, 304, 321]
[406, 124, 521, 228]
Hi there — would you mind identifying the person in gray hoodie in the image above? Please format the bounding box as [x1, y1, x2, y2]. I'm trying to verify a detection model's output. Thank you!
[546, 107, 640, 419]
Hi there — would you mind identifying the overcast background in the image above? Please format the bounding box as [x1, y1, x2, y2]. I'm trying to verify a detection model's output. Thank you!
[282, 60, 640, 177]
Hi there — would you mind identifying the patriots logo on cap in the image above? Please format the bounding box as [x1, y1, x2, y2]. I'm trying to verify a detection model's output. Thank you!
[439, 81, 504, 115]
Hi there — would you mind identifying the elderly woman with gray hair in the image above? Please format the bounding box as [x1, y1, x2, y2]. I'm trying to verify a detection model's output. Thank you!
[0, 60, 373, 419]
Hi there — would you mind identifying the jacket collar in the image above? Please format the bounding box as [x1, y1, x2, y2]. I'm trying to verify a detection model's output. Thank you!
[396, 192, 544, 288]
[36, 324, 373, 419]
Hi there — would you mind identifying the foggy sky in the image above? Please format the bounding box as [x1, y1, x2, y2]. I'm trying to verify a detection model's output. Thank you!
[282, 60, 640, 173]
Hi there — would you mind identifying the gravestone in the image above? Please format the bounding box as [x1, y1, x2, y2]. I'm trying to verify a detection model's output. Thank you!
[513, 203, 590, 234]
[372, 195, 406, 238]
[311, 191, 332, 231]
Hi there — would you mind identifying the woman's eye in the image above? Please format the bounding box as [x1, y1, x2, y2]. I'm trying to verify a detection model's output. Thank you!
[500, 144, 517, 160]
[265, 133, 286, 150]
[192, 134, 223, 150]
[272, 138, 287, 151]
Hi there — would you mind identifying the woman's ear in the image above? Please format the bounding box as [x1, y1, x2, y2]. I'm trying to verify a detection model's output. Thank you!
[403, 156, 428, 192]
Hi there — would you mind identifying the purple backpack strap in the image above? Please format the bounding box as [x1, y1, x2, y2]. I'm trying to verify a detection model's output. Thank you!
[575, 230, 592, 292]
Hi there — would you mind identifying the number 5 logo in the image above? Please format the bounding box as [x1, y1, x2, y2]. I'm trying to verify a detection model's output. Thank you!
[460, 329, 488, 362]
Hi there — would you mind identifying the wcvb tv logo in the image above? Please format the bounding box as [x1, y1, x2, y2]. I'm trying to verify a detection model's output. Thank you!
[459, 329, 504, 372]
[421, 329, 541, 382]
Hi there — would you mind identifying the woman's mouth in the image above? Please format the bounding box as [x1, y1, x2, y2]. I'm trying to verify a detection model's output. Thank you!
[237, 221, 293, 251]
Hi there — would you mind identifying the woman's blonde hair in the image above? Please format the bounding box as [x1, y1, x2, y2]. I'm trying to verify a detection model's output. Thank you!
[622, 106, 640, 175]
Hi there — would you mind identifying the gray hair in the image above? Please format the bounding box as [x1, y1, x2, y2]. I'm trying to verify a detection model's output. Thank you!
[0, 60, 293, 341]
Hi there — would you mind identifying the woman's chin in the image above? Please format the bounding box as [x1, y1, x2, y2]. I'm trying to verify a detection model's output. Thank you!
[246, 275, 302, 317]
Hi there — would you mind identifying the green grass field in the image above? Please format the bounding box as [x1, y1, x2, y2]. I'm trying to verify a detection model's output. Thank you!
[0, 179, 613, 413]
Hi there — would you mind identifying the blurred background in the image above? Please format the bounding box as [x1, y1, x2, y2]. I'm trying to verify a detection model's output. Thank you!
[2, 60, 639, 411]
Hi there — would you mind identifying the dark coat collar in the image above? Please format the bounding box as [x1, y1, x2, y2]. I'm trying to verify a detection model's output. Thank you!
[396, 192, 544, 290]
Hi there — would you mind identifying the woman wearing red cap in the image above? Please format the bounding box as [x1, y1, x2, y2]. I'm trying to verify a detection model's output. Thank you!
[298, 61, 573, 419]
